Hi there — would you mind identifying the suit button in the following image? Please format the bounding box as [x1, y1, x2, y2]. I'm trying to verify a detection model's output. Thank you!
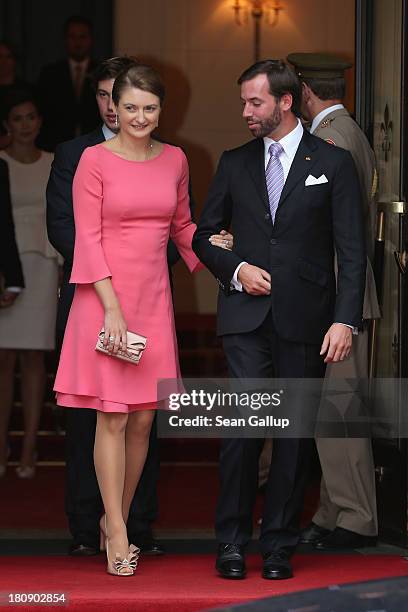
[270, 238, 277, 245]
[264, 212, 270, 220]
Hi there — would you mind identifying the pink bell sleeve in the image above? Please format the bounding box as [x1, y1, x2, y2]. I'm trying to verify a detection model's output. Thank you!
[170, 151, 204, 273]
[70, 146, 112, 284]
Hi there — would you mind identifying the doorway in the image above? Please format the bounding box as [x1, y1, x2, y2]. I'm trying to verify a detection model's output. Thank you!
[357, 0, 408, 545]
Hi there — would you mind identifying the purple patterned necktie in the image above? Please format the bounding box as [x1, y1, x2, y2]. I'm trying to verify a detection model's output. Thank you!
[266, 142, 284, 223]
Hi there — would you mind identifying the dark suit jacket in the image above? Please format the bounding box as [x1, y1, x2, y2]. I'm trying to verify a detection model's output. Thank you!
[46, 128, 194, 337]
[37, 59, 100, 152]
[0, 159, 24, 288]
[46, 129, 103, 335]
[193, 129, 366, 344]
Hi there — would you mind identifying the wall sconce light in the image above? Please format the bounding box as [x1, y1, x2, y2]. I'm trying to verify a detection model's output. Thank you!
[232, 0, 284, 61]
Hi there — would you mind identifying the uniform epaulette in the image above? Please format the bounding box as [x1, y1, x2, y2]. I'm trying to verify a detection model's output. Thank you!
[318, 118, 339, 145]
[319, 118, 332, 129]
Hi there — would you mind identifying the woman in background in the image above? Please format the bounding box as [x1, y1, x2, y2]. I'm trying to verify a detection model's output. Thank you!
[0, 90, 59, 478]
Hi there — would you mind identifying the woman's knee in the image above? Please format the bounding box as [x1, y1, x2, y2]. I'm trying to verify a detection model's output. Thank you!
[127, 411, 154, 440]
[98, 412, 129, 435]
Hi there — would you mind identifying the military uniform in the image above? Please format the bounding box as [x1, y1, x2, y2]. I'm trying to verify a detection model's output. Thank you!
[287, 54, 380, 539]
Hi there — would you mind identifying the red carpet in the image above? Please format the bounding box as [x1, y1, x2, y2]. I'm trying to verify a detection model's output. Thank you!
[0, 554, 407, 611]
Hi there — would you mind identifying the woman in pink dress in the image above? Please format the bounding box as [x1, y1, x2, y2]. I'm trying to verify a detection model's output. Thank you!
[54, 64, 202, 576]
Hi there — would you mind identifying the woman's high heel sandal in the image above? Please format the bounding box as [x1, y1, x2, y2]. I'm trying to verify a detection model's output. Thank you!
[106, 544, 139, 576]
[104, 516, 140, 576]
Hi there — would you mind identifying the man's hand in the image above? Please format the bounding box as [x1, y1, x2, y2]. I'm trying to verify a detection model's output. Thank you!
[209, 229, 233, 251]
[0, 290, 19, 308]
[320, 323, 352, 363]
[238, 263, 271, 295]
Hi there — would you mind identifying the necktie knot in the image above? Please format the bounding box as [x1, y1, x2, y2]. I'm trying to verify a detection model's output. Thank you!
[268, 142, 284, 159]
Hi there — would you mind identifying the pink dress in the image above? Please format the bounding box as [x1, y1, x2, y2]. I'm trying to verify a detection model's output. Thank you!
[54, 143, 202, 413]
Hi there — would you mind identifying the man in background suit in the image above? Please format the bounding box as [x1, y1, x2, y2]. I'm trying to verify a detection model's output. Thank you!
[47, 57, 166, 557]
[37, 15, 100, 152]
[0, 158, 24, 307]
[193, 60, 366, 580]
[287, 53, 379, 550]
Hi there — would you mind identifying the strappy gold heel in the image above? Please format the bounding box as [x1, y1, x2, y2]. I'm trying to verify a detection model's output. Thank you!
[104, 516, 140, 576]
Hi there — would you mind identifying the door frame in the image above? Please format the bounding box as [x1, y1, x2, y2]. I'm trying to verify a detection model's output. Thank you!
[355, 0, 408, 545]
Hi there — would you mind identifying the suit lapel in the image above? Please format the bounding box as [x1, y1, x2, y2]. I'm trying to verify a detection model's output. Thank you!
[243, 131, 320, 215]
[278, 130, 319, 208]
[245, 139, 269, 211]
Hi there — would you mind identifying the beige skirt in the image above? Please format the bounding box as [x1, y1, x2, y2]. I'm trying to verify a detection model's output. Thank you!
[0, 252, 58, 350]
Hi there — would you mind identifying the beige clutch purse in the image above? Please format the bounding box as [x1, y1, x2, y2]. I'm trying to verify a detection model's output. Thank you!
[96, 329, 147, 365]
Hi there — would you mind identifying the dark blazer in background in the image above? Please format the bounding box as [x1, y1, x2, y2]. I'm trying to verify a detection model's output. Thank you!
[193, 129, 366, 342]
[37, 59, 100, 152]
[46, 127, 104, 336]
[0, 158, 24, 288]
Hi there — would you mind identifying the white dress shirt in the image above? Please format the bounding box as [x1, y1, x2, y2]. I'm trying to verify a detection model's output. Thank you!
[102, 124, 116, 140]
[309, 103, 344, 134]
[231, 119, 303, 289]
[263, 118, 304, 174]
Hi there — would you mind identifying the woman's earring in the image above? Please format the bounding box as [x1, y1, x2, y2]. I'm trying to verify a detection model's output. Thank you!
[115, 114, 119, 128]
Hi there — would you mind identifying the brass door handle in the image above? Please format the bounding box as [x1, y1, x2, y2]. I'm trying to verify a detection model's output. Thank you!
[378, 201, 408, 214]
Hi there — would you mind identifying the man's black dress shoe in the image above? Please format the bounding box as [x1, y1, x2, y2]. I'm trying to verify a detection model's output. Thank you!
[300, 521, 331, 544]
[262, 551, 293, 580]
[138, 538, 165, 556]
[216, 543, 246, 579]
[314, 527, 377, 550]
[68, 542, 99, 556]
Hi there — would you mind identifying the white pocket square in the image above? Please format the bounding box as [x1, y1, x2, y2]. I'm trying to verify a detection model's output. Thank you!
[305, 174, 328, 186]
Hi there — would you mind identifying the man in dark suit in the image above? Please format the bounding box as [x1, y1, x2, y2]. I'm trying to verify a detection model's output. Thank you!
[47, 56, 169, 557]
[37, 15, 100, 152]
[193, 60, 366, 580]
[0, 158, 24, 306]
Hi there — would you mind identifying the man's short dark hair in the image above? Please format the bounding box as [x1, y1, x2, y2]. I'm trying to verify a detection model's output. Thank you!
[302, 76, 345, 101]
[91, 56, 139, 91]
[63, 15, 93, 36]
[238, 59, 301, 115]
